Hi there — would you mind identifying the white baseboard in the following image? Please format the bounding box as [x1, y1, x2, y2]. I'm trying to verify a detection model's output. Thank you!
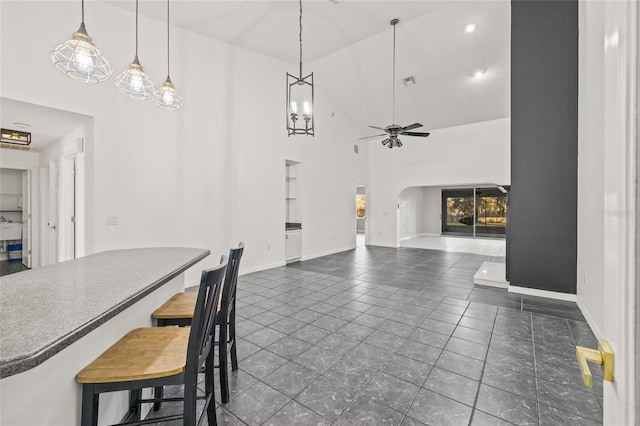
[474, 279, 509, 289]
[576, 299, 605, 339]
[301, 246, 355, 262]
[239, 261, 287, 276]
[399, 233, 441, 242]
[232, 247, 355, 278]
[508, 285, 577, 302]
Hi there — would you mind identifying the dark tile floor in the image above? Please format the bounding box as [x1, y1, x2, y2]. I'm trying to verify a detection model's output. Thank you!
[148, 245, 603, 425]
[0, 260, 29, 277]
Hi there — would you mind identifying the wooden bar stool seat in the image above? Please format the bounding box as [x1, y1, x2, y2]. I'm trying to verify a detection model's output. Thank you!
[77, 327, 190, 384]
[76, 257, 228, 426]
[153, 292, 199, 325]
[152, 243, 244, 405]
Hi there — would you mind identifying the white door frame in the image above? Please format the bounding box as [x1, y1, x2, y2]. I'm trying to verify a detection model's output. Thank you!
[602, 0, 637, 424]
[49, 160, 60, 264]
[61, 153, 77, 260]
[21, 170, 31, 268]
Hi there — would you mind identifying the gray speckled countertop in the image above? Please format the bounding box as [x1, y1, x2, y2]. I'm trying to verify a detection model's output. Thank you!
[0, 247, 209, 378]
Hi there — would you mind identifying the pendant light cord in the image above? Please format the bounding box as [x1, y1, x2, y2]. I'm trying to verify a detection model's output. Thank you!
[392, 21, 396, 124]
[167, 0, 170, 76]
[81, 0, 85, 23]
[135, 0, 139, 57]
[299, 0, 303, 79]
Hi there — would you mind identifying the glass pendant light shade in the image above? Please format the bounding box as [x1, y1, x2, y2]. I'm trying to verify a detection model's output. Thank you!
[116, 55, 156, 100]
[156, 77, 183, 110]
[50, 17, 112, 83]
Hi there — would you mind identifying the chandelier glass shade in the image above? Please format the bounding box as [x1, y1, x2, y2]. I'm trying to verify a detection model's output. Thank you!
[155, 0, 183, 111]
[286, 0, 314, 136]
[50, 0, 112, 83]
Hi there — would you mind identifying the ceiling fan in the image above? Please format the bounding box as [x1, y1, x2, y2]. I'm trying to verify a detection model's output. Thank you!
[360, 18, 430, 149]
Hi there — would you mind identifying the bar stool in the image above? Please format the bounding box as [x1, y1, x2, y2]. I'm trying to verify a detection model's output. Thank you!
[153, 242, 244, 404]
[76, 257, 227, 426]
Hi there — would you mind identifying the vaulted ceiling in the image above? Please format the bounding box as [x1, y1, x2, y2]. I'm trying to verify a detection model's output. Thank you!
[108, 0, 510, 136]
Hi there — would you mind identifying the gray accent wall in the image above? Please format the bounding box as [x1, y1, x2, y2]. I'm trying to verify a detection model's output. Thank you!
[509, 0, 578, 294]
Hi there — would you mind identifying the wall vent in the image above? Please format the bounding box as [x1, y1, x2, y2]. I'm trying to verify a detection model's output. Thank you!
[1, 142, 34, 152]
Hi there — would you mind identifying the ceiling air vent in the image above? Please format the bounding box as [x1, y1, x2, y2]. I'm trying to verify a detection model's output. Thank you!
[0, 143, 33, 151]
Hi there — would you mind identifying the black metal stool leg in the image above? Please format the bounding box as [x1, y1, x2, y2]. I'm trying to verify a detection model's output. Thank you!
[153, 386, 164, 411]
[205, 348, 217, 425]
[81, 384, 99, 426]
[229, 308, 238, 371]
[219, 322, 230, 403]
[129, 389, 142, 421]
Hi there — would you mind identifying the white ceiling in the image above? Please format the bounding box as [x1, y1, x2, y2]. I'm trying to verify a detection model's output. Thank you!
[0, 98, 91, 151]
[106, 1, 449, 64]
[108, 0, 510, 135]
[1, 1, 509, 150]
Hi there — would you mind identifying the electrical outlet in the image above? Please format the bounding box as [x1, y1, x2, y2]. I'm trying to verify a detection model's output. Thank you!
[106, 216, 119, 226]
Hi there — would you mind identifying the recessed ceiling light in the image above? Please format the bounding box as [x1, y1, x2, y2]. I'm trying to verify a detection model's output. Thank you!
[464, 22, 477, 33]
[473, 69, 486, 78]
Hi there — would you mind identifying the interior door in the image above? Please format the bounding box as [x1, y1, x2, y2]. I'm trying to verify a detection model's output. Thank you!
[21, 170, 31, 268]
[600, 0, 637, 423]
[50, 160, 59, 264]
[63, 155, 76, 260]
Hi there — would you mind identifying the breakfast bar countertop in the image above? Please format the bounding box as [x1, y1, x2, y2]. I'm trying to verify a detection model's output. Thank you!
[0, 247, 210, 378]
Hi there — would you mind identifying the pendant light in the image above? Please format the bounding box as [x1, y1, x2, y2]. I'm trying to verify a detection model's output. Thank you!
[50, 0, 112, 83]
[115, 0, 155, 100]
[155, 0, 184, 111]
[286, 0, 314, 137]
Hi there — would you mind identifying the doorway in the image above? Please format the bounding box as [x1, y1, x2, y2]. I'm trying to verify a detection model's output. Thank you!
[442, 187, 507, 238]
[0, 168, 31, 275]
[356, 185, 367, 247]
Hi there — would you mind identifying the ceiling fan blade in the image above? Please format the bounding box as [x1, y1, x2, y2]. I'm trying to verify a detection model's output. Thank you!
[359, 133, 387, 140]
[368, 125, 389, 132]
[400, 123, 423, 131]
[400, 131, 430, 137]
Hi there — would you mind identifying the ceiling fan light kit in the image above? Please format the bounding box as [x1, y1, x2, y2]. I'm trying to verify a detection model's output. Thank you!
[360, 18, 430, 149]
[286, 0, 315, 137]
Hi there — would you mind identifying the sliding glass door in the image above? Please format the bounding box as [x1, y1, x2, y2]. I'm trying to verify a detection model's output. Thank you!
[442, 188, 506, 238]
[442, 189, 475, 235]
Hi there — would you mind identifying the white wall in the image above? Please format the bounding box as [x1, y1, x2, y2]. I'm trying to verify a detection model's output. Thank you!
[422, 187, 442, 235]
[576, 0, 605, 334]
[397, 186, 442, 242]
[398, 187, 424, 241]
[1, 1, 368, 285]
[368, 118, 510, 247]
